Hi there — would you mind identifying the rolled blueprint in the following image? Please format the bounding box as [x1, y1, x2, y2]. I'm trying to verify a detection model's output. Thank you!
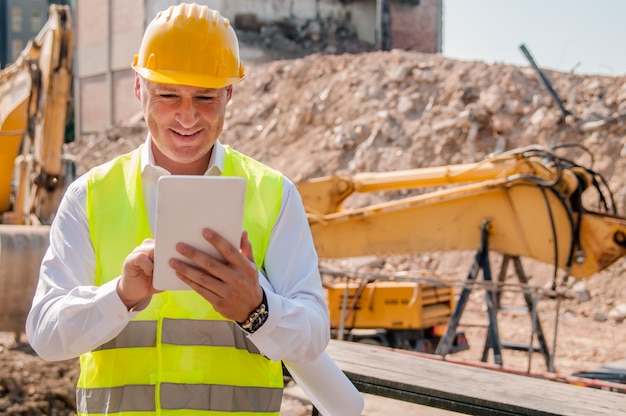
[284, 351, 364, 416]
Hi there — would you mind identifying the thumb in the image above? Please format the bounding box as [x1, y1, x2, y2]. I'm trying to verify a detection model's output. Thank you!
[240, 230, 255, 263]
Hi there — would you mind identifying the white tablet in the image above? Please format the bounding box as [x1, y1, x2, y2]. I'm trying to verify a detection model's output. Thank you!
[153, 175, 247, 291]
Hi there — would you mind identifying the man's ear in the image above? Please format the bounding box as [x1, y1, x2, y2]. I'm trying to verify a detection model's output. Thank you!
[134, 73, 142, 101]
[226, 85, 233, 102]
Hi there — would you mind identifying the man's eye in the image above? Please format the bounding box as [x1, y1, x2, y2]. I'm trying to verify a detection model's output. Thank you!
[198, 96, 216, 101]
[159, 94, 177, 99]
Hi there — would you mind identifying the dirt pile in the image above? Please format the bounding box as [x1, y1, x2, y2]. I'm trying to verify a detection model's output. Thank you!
[3, 48, 626, 415]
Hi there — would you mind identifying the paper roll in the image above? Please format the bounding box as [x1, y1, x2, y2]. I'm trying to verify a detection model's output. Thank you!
[284, 351, 364, 416]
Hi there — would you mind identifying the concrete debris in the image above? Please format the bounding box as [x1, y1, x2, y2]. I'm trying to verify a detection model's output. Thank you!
[572, 281, 592, 303]
[608, 303, 626, 323]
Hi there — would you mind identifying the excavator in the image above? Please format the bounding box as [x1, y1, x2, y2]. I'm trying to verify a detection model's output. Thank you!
[297, 144, 626, 358]
[0, 4, 74, 337]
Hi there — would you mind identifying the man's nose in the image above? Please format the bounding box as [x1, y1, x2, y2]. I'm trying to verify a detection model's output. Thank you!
[175, 99, 199, 127]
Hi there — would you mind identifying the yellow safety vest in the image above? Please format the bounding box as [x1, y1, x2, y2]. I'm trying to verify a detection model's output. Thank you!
[79, 144, 284, 416]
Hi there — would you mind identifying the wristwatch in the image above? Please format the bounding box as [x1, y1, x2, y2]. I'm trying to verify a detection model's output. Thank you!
[237, 290, 269, 334]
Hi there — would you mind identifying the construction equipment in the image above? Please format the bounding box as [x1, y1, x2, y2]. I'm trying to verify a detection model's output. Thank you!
[0, 5, 75, 336]
[297, 144, 626, 355]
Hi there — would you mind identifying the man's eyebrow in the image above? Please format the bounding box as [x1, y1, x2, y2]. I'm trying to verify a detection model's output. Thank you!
[196, 89, 220, 95]
[151, 85, 219, 95]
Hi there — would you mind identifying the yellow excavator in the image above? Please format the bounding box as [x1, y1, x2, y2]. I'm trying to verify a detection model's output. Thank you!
[0, 4, 74, 336]
[297, 145, 626, 357]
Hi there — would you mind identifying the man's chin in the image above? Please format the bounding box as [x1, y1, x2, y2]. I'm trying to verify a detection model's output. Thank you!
[167, 149, 212, 170]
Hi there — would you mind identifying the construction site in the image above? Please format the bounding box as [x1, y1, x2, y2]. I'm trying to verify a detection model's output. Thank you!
[1, 1, 626, 415]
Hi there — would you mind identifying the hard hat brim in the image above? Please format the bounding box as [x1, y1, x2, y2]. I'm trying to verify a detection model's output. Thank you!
[133, 65, 245, 89]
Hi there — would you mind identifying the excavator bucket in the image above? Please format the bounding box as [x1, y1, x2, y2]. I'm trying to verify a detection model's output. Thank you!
[0, 225, 49, 337]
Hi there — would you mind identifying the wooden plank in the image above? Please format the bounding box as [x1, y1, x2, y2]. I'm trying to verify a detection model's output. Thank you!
[326, 340, 626, 416]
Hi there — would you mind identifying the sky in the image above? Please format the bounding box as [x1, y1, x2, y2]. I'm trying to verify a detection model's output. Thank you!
[441, 0, 626, 76]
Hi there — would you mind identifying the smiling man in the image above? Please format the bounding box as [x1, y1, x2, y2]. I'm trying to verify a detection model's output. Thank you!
[25, 4, 330, 415]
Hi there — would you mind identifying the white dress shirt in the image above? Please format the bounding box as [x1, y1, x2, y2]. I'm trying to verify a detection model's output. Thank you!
[25, 137, 330, 363]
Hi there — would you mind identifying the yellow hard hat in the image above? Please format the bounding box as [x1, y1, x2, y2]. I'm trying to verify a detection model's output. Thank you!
[132, 3, 245, 88]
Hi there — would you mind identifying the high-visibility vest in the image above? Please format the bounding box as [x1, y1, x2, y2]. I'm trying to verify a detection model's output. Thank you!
[79, 144, 284, 415]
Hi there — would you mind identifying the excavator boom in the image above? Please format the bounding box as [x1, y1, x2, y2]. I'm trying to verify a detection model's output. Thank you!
[299, 146, 626, 279]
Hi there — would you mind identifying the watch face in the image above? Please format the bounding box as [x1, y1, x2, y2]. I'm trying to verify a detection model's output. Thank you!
[240, 291, 269, 334]
[242, 303, 268, 333]
[253, 306, 268, 331]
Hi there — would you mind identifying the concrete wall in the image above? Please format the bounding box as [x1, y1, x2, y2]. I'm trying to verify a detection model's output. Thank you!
[391, 0, 442, 53]
[346, 1, 379, 44]
[190, 0, 379, 44]
[75, 0, 143, 133]
[145, 0, 368, 38]
[152, 0, 327, 22]
[141, 0, 442, 53]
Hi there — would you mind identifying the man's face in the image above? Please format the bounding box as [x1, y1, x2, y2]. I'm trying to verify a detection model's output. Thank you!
[135, 75, 232, 174]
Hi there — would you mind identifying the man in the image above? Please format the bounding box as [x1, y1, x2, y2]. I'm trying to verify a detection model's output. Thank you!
[25, 4, 330, 415]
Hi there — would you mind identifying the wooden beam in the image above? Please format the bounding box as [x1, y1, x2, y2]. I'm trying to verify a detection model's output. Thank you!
[326, 340, 625, 416]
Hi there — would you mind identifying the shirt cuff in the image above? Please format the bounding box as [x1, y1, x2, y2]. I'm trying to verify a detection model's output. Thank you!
[96, 277, 143, 320]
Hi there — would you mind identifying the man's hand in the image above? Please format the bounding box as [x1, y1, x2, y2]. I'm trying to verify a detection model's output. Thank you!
[170, 229, 263, 322]
[117, 238, 160, 310]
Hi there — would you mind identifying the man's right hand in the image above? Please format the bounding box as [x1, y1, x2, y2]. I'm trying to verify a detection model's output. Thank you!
[117, 238, 160, 310]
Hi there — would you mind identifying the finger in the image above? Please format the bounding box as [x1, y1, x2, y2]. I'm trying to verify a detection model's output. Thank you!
[176, 240, 229, 277]
[134, 239, 155, 263]
[240, 230, 256, 264]
[172, 260, 227, 304]
[202, 228, 245, 266]
[177, 271, 222, 303]
[170, 255, 223, 285]
[135, 251, 154, 276]
[123, 250, 152, 278]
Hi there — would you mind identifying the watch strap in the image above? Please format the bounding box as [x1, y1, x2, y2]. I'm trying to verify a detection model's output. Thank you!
[237, 290, 269, 334]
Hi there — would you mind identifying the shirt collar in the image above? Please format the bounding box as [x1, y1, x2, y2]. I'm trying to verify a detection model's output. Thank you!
[140, 134, 225, 176]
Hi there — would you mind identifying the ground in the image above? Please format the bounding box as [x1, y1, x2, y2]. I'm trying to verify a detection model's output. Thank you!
[3, 38, 626, 414]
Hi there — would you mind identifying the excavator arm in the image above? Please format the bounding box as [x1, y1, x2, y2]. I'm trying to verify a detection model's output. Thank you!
[298, 145, 626, 353]
[298, 145, 626, 279]
[0, 4, 73, 225]
[0, 4, 74, 336]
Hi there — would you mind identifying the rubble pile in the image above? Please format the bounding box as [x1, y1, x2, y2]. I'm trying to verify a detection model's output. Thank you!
[221, 50, 626, 196]
[73, 49, 626, 211]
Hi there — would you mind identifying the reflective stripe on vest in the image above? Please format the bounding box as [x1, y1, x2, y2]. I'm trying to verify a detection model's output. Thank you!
[77, 383, 283, 413]
[82, 144, 284, 415]
[93, 320, 259, 353]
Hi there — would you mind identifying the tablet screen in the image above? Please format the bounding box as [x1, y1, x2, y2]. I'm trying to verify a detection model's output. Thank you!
[152, 175, 246, 291]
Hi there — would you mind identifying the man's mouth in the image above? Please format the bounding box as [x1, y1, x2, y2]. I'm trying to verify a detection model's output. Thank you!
[172, 129, 201, 139]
